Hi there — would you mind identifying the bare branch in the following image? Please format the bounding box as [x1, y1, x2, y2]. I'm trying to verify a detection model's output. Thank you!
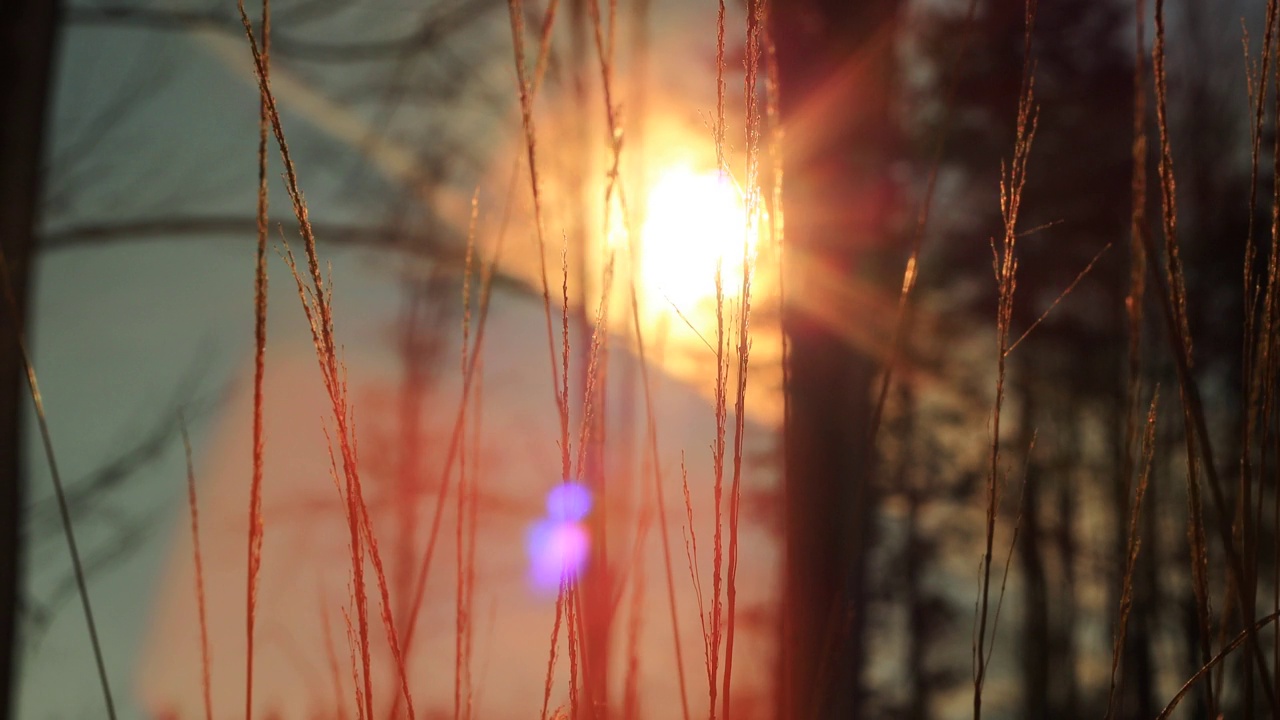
[65, 1, 500, 63]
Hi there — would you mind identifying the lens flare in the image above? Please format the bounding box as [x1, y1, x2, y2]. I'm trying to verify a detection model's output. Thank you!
[527, 482, 593, 591]
[546, 481, 592, 522]
[637, 164, 757, 320]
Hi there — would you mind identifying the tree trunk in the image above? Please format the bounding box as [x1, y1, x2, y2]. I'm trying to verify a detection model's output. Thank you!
[0, 0, 60, 717]
[775, 1, 900, 717]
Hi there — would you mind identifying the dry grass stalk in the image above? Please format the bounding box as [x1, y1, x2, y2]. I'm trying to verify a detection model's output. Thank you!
[980, 433, 1033, 683]
[455, 194, 480, 720]
[235, 2, 428, 714]
[566, 573, 582, 718]
[709, 265, 728, 720]
[576, 0, 694, 712]
[1234, 3, 1280, 705]
[507, 0, 589, 700]
[626, 222, 693, 720]
[973, 4, 1037, 718]
[1146, 0, 1280, 709]
[179, 412, 214, 720]
[341, 606, 365, 720]
[621, 522, 647, 720]
[505, 0, 568, 427]
[1158, 610, 1280, 720]
[709, 4, 731, 711]
[399, 0, 562, 674]
[354, 489, 416, 719]
[0, 218, 117, 720]
[721, 2, 765, 716]
[246, 0, 270, 715]
[187, 1, 1280, 719]
[619, 422, 657, 720]
[1105, 393, 1159, 720]
[867, 0, 978, 449]
[320, 596, 350, 720]
[1246, 0, 1280, 699]
[1119, 0, 1148, 676]
[540, 574, 568, 720]
[1147, 1, 1217, 691]
[680, 457, 711, 677]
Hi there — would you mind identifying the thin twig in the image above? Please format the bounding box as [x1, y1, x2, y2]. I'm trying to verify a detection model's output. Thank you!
[0, 245, 117, 720]
[1004, 242, 1112, 356]
[1157, 611, 1280, 720]
[180, 412, 214, 720]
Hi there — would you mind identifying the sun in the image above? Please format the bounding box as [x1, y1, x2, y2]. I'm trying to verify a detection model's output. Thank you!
[632, 163, 759, 330]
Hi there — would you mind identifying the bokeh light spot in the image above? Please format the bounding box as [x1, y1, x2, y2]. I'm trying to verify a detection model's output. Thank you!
[527, 519, 590, 591]
[527, 482, 594, 591]
[546, 481, 592, 522]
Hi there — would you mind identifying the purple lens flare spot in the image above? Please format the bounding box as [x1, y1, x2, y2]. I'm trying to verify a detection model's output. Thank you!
[527, 519, 590, 590]
[527, 482, 594, 591]
[546, 481, 592, 522]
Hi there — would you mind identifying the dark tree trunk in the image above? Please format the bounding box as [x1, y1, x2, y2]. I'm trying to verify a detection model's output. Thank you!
[774, 1, 900, 717]
[0, 0, 60, 717]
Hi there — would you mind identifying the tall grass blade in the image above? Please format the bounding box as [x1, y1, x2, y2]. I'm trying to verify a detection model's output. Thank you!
[246, 0, 271, 714]
[180, 412, 214, 720]
[0, 247, 117, 720]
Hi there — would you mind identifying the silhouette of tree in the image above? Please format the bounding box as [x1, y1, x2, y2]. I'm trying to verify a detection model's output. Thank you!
[0, 2, 61, 716]
[775, 0, 904, 716]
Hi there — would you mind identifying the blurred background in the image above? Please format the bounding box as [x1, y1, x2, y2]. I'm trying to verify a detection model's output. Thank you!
[2, 0, 1278, 718]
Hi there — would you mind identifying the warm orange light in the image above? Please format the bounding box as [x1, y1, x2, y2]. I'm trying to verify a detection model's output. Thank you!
[634, 164, 758, 329]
